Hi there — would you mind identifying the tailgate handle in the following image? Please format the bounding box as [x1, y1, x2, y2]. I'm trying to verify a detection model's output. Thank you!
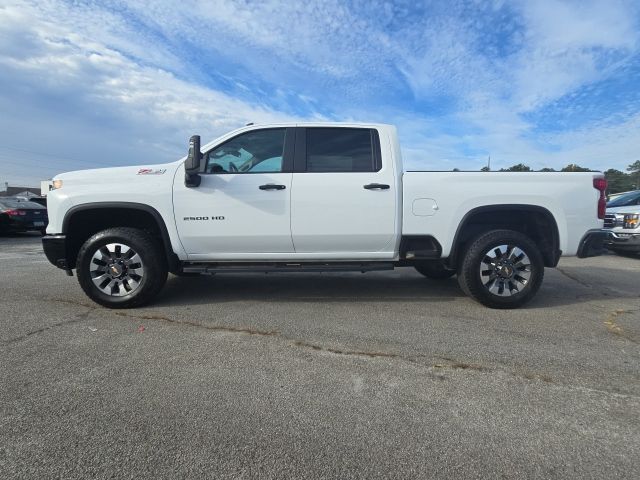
[363, 183, 390, 190]
[259, 184, 286, 190]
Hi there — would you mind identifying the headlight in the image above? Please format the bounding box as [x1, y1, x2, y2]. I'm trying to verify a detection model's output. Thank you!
[623, 214, 639, 229]
[52, 179, 63, 190]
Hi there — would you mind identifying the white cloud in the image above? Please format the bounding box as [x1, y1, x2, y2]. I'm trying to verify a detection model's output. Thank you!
[394, 0, 640, 170]
[512, 0, 639, 111]
[520, 0, 637, 51]
[1, 0, 639, 186]
[0, 1, 301, 185]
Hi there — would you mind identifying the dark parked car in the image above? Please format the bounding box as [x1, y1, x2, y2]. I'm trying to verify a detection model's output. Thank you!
[0, 199, 48, 235]
[607, 190, 640, 208]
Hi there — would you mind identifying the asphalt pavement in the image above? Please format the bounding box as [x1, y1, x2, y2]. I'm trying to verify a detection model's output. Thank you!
[1, 233, 639, 479]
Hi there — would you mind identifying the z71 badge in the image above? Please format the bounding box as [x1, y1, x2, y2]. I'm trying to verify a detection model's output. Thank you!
[137, 168, 166, 175]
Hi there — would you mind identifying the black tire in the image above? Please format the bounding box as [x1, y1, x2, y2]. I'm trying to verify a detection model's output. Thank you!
[76, 227, 168, 309]
[414, 261, 456, 279]
[457, 229, 544, 309]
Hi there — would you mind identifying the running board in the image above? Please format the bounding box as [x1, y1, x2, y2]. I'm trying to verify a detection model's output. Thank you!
[181, 262, 395, 275]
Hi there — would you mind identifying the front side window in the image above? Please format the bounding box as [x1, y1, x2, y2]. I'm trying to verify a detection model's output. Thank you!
[306, 128, 376, 172]
[205, 128, 286, 173]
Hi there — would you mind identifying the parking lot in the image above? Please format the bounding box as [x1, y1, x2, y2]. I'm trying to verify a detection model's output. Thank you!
[1, 233, 639, 479]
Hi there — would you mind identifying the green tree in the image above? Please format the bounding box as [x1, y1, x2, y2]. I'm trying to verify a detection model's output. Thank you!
[604, 169, 634, 194]
[627, 160, 640, 189]
[539, 167, 556, 172]
[561, 164, 591, 172]
[500, 163, 532, 172]
[480, 166, 491, 172]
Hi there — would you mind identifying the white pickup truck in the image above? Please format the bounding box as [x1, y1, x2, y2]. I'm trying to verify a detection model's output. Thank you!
[604, 190, 640, 255]
[43, 123, 608, 309]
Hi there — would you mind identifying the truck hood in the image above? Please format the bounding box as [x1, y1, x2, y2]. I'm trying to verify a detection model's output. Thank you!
[54, 162, 180, 184]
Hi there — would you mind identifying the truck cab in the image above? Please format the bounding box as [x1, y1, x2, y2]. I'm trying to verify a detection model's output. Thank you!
[174, 124, 401, 261]
[42, 123, 607, 310]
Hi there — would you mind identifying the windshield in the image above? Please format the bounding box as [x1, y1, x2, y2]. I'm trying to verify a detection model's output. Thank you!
[607, 191, 640, 207]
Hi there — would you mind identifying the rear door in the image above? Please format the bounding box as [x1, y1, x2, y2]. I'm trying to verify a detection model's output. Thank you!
[290, 127, 397, 257]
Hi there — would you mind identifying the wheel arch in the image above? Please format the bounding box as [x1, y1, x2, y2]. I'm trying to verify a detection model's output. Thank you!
[62, 202, 179, 270]
[447, 204, 561, 269]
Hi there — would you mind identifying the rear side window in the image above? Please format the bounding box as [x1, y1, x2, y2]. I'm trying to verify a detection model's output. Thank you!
[306, 128, 379, 172]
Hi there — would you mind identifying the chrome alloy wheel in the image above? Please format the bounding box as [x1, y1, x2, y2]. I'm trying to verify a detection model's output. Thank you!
[89, 243, 145, 297]
[479, 244, 532, 297]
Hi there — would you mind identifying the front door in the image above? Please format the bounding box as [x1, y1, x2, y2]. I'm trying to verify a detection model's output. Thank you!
[173, 127, 295, 259]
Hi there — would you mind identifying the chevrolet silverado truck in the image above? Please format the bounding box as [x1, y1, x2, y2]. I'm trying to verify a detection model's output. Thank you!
[604, 190, 640, 255]
[42, 123, 608, 309]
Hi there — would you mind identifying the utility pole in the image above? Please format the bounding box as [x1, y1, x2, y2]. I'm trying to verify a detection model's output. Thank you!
[487, 155, 491, 171]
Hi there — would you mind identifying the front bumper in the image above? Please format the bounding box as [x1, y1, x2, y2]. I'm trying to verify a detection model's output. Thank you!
[576, 229, 608, 258]
[42, 234, 70, 270]
[604, 230, 640, 252]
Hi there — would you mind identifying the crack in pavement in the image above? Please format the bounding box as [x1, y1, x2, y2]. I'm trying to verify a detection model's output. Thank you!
[290, 339, 399, 359]
[113, 311, 279, 337]
[105, 307, 560, 386]
[554, 267, 638, 300]
[3, 307, 95, 345]
[430, 355, 490, 372]
[50, 298, 100, 309]
[556, 267, 594, 288]
[43, 299, 640, 398]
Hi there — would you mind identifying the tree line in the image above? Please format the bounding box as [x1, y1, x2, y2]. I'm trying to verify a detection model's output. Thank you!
[473, 160, 640, 194]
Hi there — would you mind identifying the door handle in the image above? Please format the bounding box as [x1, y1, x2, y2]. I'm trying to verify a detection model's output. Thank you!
[363, 183, 390, 190]
[259, 184, 286, 190]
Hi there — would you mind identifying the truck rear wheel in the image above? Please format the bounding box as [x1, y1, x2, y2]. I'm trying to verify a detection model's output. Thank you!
[76, 227, 168, 309]
[457, 229, 544, 309]
[414, 261, 456, 279]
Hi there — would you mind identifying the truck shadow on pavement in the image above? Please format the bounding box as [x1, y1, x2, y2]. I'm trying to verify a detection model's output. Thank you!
[157, 273, 462, 307]
[152, 267, 638, 310]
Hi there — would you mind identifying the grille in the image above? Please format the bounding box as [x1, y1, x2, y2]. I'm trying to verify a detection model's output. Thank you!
[604, 214, 616, 228]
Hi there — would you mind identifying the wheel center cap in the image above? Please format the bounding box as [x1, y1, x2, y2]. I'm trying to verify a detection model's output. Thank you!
[500, 265, 513, 278]
[109, 263, 124, 277]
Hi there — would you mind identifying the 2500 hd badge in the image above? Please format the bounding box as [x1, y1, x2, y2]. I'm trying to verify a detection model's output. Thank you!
[183, 216, 225, 221]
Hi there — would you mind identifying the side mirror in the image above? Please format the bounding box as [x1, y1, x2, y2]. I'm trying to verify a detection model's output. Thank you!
[185, 135, 202, 188]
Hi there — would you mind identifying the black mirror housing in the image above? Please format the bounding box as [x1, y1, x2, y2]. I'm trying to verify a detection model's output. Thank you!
[185, 135, 202, 187]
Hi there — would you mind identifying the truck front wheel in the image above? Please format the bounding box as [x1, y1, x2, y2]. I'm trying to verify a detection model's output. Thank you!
[457, 229, 544, 309]
[76, 227, 168, 309]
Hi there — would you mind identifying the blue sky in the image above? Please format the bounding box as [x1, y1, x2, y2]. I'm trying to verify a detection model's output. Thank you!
[1, 0, 640, 185]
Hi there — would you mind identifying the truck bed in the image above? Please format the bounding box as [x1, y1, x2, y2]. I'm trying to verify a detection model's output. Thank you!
[402, 171, 601, 257]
